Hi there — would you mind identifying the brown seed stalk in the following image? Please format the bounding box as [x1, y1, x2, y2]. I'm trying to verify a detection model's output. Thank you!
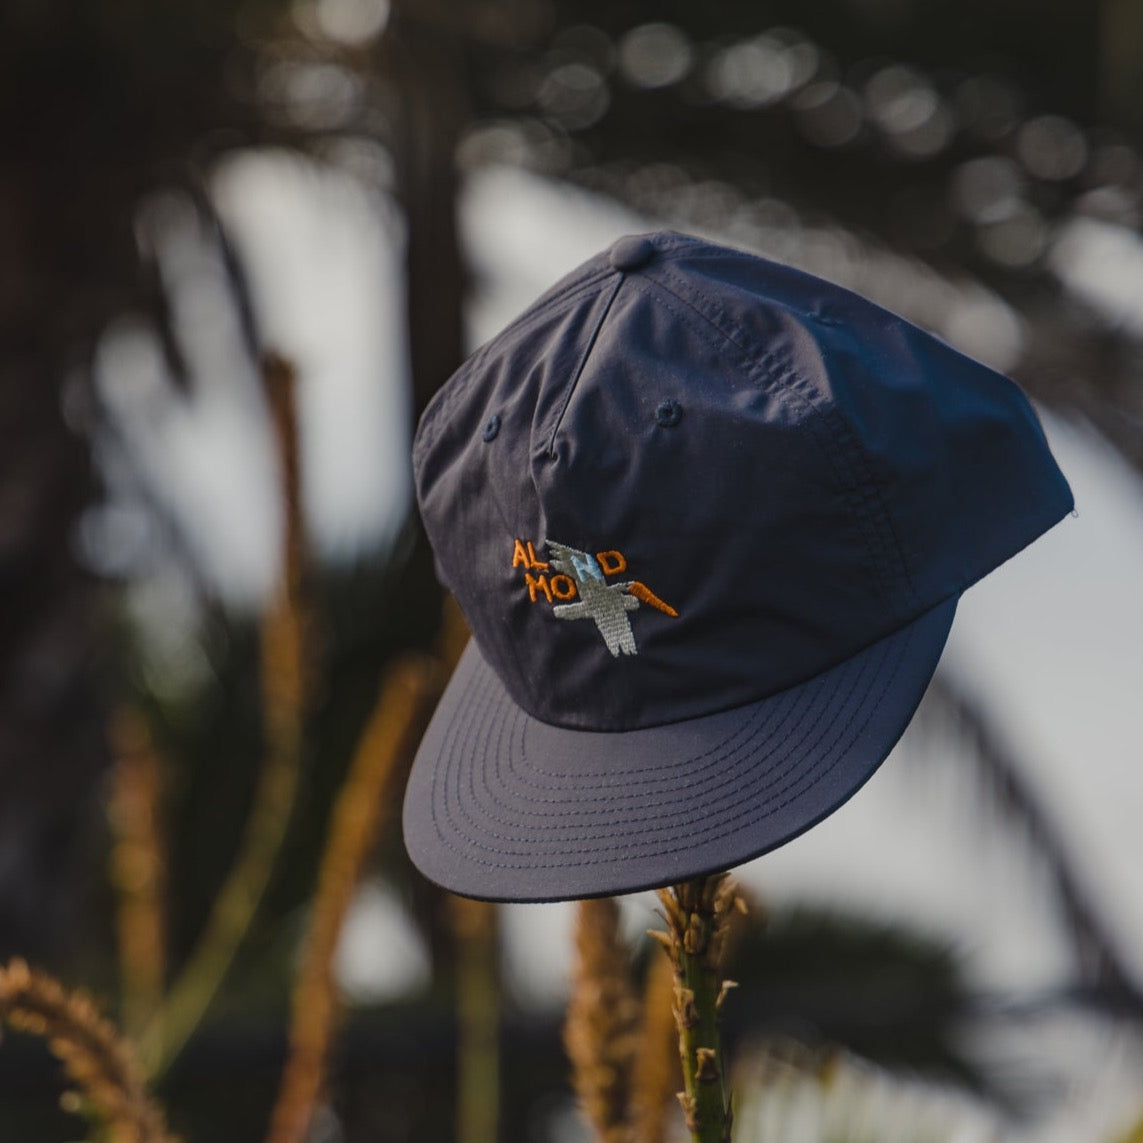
[264, 656, 442, 1143]
[0, 958, 174, 1143]
[106, 706, 168, 1040]
[565, 897, 642, 1143]
[451, 894, 501, 1143]
[630, 945, 680, 1143]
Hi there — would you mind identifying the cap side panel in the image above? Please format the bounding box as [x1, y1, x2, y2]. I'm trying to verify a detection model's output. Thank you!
[530, 277, 901, 728]
[651, 243, 1073, 603]
[627, 273, 900, 614]
[415, 281, 625, 713]
[650, 260, 919, 616]
[897, 324, 1074, 594]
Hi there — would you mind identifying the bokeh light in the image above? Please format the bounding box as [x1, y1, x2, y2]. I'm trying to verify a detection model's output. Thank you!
[536, 61, 610, 130]
[864, 65, 955, 159]
[793, 81, 864, 148]
[1017, 114, 1089, 181]
[706, 31, 818, 109]
[951, 156, 1027, 224]
[294, 0, 390, 46]
[617, 22, 693, 89]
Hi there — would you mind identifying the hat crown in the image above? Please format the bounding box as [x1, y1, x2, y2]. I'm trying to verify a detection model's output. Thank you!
[414, 232, 1072, 732]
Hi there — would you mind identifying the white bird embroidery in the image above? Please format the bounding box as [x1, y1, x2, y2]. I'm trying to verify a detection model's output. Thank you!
[547, 541, 677, 657]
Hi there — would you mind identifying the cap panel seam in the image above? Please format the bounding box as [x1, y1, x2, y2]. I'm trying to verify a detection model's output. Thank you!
[622, 273, 895, 609]
[414, 271, 620, 722]
[647, 264, 920, 611]
[542, 273, 623, 457]
[640, 230, 704, 257]
[758, 346, 921, 613]
[413, 271, 612, 475]
[412, 338, 494, 480]
[460, 463, 540, 717]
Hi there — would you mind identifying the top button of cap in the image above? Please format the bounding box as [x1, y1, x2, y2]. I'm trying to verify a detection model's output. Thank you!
[609, 235, 656, 272]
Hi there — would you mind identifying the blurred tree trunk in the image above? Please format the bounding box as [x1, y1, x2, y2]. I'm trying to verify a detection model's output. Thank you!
[386, 0, 470, 420]
[0, 1, 268, 962]
[0, 341, 105, 960]
[380, 0, 472, 988]
[1100, 0, 1143, 136]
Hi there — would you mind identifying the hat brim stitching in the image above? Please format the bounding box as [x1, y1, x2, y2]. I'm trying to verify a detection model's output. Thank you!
[479, 663, 814, 815]
[462, 626, 891, 838]
[424, 609, 913, 866]
[430, 612, 905, 855]
[496, 656, 815, 793]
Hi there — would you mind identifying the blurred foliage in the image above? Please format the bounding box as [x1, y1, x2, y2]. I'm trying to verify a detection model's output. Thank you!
[733, 1040, 1002, 1143]
[625, 901, 992, 1104]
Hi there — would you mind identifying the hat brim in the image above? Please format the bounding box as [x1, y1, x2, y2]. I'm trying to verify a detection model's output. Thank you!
[402, 595, 957, 902]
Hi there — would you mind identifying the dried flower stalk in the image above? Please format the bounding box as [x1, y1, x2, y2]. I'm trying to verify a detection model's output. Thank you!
[1116, 1115, 1143, 1143]
[439, 593, 470, 675]
[265, 656, 441, 1143]
[0, 958, 174, 1143]
[565, 897, 642, 1143]
[451, 894, 501, 1143]
[107, 706, 167, 1040]
[653, 875, 745, 1143]
[631, 948, 680, 1143]
[142, 352, 310, 1077]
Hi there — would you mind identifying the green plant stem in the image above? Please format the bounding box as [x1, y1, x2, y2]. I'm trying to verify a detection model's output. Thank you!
[138, 717, 302, 1079]
[656, 875, 738, 1143]
[676, 929, 727, 1140]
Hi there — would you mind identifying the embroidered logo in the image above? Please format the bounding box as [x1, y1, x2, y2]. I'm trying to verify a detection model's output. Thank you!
[511, 538, 677, 657]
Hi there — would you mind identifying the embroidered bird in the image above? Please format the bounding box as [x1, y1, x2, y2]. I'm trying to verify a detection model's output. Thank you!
[547, 541, 677, 657]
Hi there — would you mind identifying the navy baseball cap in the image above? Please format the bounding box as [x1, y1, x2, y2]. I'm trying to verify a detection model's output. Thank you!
[403, 230, 1073, 903]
